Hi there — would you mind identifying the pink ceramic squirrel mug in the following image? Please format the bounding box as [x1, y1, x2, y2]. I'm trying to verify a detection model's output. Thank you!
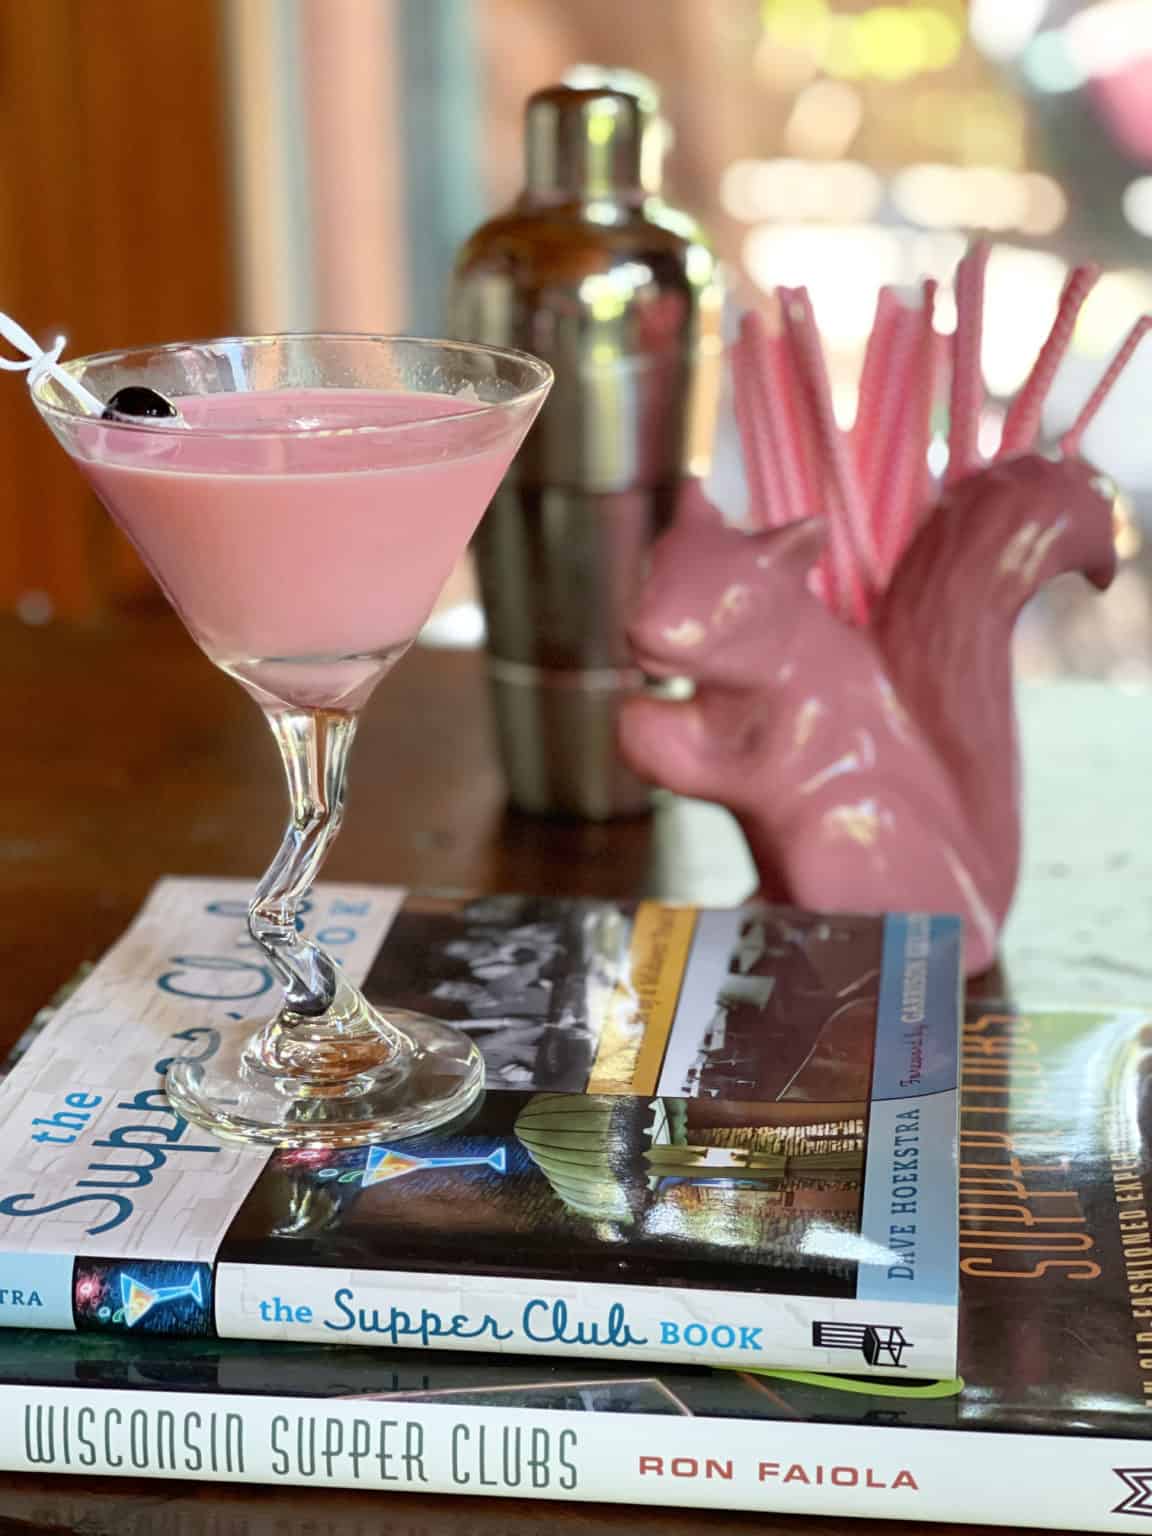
[619, 250, 1127, 976]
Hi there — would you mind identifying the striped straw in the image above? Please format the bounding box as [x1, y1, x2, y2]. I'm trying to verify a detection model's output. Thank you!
[998, 264, 1100, 458]
[743, 307, 811, 528]
[1061, 315, 1152, 459]
[779, 287, 872, 624]
[876, 280, 939, 586]
[861, 302, 920, 547]
[732, 323, 778, 529]
[945, 240, 989, 486]
[853, 287, 901, 492]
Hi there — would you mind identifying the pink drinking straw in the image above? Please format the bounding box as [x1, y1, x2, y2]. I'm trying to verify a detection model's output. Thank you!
[744, 305, 812, 528]
[732, 324, 777, 529]
[745, 317, 799, 530]
[760, 292, 841, 611]
[774, 288, 846, 615]
[1061, 315, 1152, 458]
[876, 280, 939, 586]
[861, 301, 920, 545]
[998, 264, 1101, 457]
[921, 323, 947, 505]
[853, 287, 900, 492]
[779, 287, 872, 623]
[946, 240, 989, 486]
[776, 305, 846, 615]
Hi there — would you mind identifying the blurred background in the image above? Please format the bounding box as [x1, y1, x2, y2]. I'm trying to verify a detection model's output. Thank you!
[3, 0, 1151, 675]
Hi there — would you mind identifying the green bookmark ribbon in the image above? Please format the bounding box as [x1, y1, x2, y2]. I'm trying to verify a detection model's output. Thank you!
[735, 1369, 965, 1399]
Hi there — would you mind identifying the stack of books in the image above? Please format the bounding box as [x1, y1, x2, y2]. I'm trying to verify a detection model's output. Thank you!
[0, 879, 1148, 1532]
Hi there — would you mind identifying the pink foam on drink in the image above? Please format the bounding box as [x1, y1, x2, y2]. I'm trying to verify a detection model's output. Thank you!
[73, 388, 523, 708]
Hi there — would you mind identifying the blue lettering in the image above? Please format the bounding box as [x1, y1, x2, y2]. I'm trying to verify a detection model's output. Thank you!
[0, 1190, 132, 1236]
[522, 1298, 647, 1350]
[31, 1109, 90, 1140]
[659, 1320, 763, 1352]
[157, 954, 274, 1001]
[315, 926, 356, 946]
[115, 1090, 168, 1117]
[4, 1088, 220, 1237]
[326, 1289, 357, 1332]
[259, 1297, 313, 1324]
[0, 1289, 41, 1307]
[323, 1287, 514, 1346]
[80, 1148, 199, 1190]
[77, 1119, 218, 1191]
[153, 1026, 220, 1077]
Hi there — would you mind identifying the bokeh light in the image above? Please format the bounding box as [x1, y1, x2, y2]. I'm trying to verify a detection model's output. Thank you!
[968, 0, 1049, 61]
[759, 0, 965, 83]
[1122, 177, 1152, 238]
[784, 79, 864, 157]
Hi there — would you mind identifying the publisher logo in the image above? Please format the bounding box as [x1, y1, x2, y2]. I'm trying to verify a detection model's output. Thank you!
[1113, 1469, 1152, 1517]
[812, 1321, 914, 1368]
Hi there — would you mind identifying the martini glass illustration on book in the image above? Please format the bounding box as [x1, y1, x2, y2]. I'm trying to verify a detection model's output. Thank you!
[25, 329, 551, 1146]
[119, 1271, 205, 1329]
[334, 1144, 509, 1186]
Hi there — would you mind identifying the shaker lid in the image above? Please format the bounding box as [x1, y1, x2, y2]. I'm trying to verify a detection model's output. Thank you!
[524, 85, 652, 203]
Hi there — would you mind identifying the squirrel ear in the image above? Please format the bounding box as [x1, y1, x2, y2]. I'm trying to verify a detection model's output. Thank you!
[758, 517, 827, 569]
[676, 480, 727, 528]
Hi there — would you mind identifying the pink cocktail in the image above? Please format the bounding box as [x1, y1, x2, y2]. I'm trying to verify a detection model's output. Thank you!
[33, 334, 551, 1146]
[78, 388, 518, 710]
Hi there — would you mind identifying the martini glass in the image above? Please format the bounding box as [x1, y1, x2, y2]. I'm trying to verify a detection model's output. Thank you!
[32, 334, 551, 1147]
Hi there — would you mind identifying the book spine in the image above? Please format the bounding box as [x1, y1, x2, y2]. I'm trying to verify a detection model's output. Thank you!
[5, 1383, 1148, 1531]
[855, 913, 961, 1311]
[215, 1263, 957, 1377]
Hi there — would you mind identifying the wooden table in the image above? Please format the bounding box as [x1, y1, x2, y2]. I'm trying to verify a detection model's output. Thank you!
[0, 600, 1149, 1535]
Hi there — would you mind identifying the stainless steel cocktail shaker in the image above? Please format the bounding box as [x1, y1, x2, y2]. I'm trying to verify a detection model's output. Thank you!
[448, 82, 722, 819]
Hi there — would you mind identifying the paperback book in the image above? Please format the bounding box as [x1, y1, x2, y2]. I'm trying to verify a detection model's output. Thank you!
[0, 1001, 1149, 1533]
[0, 879, 961, 1376]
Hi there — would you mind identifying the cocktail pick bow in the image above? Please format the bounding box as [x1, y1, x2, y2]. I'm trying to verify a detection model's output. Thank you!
[0, 310, 102, 414]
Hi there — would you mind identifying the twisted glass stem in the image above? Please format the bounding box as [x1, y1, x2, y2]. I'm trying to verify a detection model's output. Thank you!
[248, 708, 358, 1019]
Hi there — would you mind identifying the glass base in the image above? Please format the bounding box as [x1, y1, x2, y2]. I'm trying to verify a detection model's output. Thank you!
[165, 1004, 485, 1148]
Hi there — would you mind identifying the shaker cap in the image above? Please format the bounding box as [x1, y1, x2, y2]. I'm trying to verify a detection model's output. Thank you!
[524, 86, 652, 203]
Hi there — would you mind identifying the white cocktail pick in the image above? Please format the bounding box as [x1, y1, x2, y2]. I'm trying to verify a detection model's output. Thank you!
[0, 310, 104, 416]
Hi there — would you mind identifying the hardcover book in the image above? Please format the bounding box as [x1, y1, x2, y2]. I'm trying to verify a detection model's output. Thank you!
[0, 879, 961, 1377]
[0, 1001, 1148, 1533]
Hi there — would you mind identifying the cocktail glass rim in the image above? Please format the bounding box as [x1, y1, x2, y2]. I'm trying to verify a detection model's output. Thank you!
[32, 331, 553, 439]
